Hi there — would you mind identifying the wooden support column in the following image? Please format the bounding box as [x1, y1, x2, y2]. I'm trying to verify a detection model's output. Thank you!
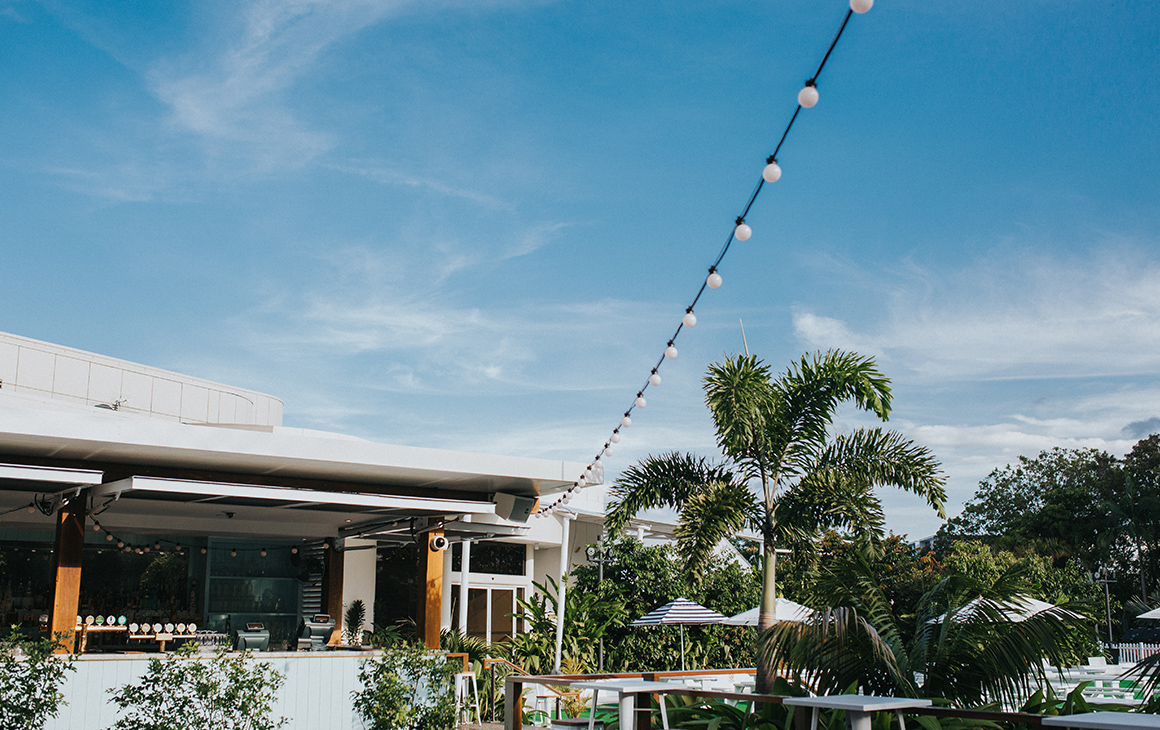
[321, 538, 345, 645]
[416, 530, 444, 649]
[49, 492, 86, 654]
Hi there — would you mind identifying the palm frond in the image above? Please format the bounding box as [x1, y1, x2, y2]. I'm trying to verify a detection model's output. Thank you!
[763, 351, 895, 487]
[816, 428, 947, 518]
[703, 354, 778, 474]
[605, 452, 737, 536]
[672, 479, 760, 581]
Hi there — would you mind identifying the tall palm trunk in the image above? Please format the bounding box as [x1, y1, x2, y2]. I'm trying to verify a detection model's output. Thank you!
[756, 540, 777, 693]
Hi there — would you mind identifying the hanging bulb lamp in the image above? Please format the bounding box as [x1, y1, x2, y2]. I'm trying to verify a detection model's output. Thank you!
[798, 83, 819, 108]
[707, 272, 723, 289]
[763, 161, 782, 183]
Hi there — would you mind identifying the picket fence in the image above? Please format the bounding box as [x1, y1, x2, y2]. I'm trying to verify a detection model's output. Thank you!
[1113, 642, 1160, 663]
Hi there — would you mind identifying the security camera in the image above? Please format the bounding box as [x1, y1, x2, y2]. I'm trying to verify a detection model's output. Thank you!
[430, 534, 449, 552]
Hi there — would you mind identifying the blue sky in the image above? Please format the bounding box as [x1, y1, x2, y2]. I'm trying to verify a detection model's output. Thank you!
[2, 0, 1159, 538]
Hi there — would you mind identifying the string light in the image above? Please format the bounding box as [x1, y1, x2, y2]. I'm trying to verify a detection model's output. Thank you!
[798, 81, 819, 108]
[762, 160, 782, 183]
[535, 3, 870, 518]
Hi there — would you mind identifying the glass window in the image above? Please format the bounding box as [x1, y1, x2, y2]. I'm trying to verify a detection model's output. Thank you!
[451, 541, 525, 575]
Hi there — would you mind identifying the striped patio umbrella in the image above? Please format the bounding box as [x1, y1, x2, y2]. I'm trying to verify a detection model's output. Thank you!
[629, 598, 725, 670]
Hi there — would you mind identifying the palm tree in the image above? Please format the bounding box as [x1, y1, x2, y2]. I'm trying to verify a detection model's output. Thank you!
[759, 546, 1090, 707]
[606, 350, 947, 692]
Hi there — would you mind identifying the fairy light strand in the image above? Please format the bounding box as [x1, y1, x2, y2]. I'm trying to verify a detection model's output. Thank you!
[537, 1, 871, 516]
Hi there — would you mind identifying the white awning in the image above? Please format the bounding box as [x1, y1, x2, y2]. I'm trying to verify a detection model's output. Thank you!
[87, 476, 496, 540]
[0, 462, 103, 487]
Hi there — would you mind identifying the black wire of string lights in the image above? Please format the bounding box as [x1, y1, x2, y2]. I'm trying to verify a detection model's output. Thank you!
[88, 516, 316, 558]
[535, 0, 874, 517]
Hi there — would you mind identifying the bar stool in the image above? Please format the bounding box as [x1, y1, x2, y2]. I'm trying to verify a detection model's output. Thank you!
[455, 671, 482, 725]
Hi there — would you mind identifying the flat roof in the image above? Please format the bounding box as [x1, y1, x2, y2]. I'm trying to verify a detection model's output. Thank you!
[0, 402, 590, 498]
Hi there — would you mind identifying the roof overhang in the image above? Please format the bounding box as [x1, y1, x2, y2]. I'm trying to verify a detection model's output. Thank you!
[81, 476, 497, 541]
[0, 405, 590, 498]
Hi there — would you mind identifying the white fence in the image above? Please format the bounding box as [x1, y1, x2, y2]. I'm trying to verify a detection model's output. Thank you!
[47, 651, 370, 730]
[1113, 643, 1160, 664]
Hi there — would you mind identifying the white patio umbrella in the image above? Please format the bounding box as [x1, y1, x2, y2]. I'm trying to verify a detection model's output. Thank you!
[721, 598, 815, 626]
[1137, 607, 1160, 619]
[629, 598, 725, 671]
[930, 595, 1083, 624]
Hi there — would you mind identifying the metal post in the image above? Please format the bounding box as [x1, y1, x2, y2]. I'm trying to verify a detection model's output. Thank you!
[554, 511, 574, 673]
[458, 518, 471, 636]
[1095, 566, 1116, 645]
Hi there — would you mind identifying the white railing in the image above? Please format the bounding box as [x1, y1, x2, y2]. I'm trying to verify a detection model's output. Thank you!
[1114, 642, 1160, 663]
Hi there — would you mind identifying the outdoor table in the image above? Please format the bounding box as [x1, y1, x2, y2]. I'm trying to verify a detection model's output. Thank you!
[568, 679, 674, 730]
[1042, 712, 1160, 729]
[783, 695, 932, 730]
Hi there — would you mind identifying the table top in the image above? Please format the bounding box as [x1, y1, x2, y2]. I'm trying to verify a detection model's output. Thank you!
[1042, 712, 1160, 729]
[782, 696, 933, 713]
[569, 679, 681, 694]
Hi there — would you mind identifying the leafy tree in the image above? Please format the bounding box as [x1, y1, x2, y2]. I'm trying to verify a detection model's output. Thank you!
[942, 447, 1120, 570]
[943, 437, 1160, 618]
[352, 642, 456, 730]
[607, 351, 946, 691]
[760, 543, 1090, 708]
[109, 643, 286, 730]
[571, 537, 760, 671]
[0, 629, 75, 730]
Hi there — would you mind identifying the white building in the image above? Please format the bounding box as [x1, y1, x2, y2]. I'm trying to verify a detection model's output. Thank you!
[0, 330, 602, 651]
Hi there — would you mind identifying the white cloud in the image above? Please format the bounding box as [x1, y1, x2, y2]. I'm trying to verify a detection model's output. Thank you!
[793, 246, 1160, 382]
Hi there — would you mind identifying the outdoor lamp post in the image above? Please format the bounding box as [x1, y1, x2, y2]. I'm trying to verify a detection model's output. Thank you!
[585, 538, 614, 671]
[1094, 565, 1116, 646]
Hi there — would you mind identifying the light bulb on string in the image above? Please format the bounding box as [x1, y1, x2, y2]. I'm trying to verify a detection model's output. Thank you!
[649, 373, 661, 386]
[635, 396, 646, 408]
[610, 432, 621, 443]
[260, 548, 267, 557]
[734, 221, 752, 241]
[105, 533, 113, 542]
[93, 523, 101, 532]
[798, 82, 819, 108]
[603, 446, 613, 457]
[707, 272, 723, 289]
[577, 476, 587, 487]
[682, 312, 697, 327]
[850, 0, 873, 13]
[117, 541, 124, 548]
[230, 548, 237, 557]
[763, 160, 782, 183]
[621, 416, 632, 428]
[291, 547, 298, 555]
[664, 345, 678, 360]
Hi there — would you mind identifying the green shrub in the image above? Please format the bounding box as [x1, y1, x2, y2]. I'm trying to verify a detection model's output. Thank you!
[108, 643, 287, 730]
[352, 642, 457, 730]
[0, 628, 76, 730]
